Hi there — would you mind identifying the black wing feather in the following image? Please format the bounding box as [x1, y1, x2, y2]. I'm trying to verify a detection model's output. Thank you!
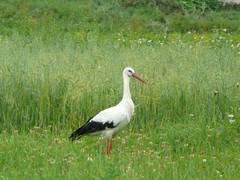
[69, 116, 116, 141]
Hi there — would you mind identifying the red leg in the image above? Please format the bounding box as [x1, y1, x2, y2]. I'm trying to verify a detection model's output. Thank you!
[106, 140, 108, 155]
[109, 140, 112, 154]
[106, 139, 113, 155]
[106, 139, 110, 155]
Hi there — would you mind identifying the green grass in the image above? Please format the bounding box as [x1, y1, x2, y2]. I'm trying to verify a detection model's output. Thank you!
[0, 0, 240, 39]
[0, 34, 240, 179]
[0, 0, 240, 179]
[0, 33, 240, 130]
[0, 123, 239, 179]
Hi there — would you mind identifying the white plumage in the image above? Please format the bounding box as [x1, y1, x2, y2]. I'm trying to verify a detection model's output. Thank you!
[89, 98, 134, 138]
[69, 67, 145, 154]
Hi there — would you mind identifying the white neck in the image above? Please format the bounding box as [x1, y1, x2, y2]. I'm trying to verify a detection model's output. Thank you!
[122, 73, 131, 100]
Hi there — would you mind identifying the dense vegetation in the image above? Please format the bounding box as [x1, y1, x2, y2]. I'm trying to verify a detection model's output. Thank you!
[0, 0, 239, 179]
[0, 0, 240, 40]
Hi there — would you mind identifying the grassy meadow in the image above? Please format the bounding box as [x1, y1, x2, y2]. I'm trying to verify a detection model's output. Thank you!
[0, 0, 240, 179]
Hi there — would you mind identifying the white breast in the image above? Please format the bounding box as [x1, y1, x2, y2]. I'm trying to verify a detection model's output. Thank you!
[92, 99, 134, 139]
[121, 99, 134, 120]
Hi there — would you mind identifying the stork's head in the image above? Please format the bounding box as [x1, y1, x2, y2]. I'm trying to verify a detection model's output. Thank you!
[123, 67, 145, 83]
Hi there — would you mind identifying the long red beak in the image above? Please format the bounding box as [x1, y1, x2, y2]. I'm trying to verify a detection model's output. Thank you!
[132, 72, 146, 84]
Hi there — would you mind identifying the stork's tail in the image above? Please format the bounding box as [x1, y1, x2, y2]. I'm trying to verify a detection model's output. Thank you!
[69, 126, 85, 141]
[69, 116, 95, 141]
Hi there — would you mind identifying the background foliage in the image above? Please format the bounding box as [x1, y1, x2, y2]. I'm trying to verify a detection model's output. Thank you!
[0, 0, 239, 179]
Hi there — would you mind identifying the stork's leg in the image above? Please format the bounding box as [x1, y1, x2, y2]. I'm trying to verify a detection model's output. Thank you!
[109, 139, 112, 153]
[106, 139, 110, 155]
[106, 139, 113, 155]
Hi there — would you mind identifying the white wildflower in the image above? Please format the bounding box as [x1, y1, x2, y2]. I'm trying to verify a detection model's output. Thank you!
[49, 159, 56, 165]
[189, 114, 194, 117]
[229, 119, 235, 124]
[228, 114, 235, 124]
[87, 156, 93, 161]
[228, 114, 234, 118]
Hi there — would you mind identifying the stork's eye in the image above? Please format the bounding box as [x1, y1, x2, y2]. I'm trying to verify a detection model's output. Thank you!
[128, 70, 132, 73]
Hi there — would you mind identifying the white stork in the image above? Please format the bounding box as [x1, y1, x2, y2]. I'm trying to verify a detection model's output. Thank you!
[69, 67, 145, 154]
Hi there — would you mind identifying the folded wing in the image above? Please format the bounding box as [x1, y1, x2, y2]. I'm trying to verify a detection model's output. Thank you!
[69, 106, 128, 141]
